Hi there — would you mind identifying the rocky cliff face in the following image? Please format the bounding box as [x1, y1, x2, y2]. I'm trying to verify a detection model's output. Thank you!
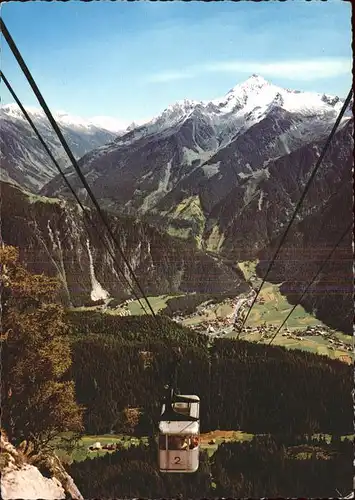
[1, 462, 65, 500]
[1, 181, 248, 307]
[0, 432, 82, 500]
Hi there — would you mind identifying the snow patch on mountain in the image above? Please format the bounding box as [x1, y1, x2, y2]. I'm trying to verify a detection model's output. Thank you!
[156, 160, 173, 194]
[258, 190, 265, 211]
[140, 161, 173, 212]
[202, 162, 220, 179]
[278, 134, 291, 155]
[181, 147, 202, 165]
[181, 146, 216, 166]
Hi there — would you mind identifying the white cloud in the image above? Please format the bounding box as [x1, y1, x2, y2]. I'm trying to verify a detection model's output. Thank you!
[207, 58, 352, 80]
[147, 57, 352, 83]
[146, 69, 198, 83]
[89, 115, 130, 132]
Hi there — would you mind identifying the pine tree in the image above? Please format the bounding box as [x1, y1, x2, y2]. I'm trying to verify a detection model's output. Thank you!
[0, 245, 83, 452]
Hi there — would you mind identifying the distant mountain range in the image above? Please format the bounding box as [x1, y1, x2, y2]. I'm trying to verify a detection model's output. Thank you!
[42, 75, 352, 252]
[0, 104, 129, 192]
[1, 75, 353, 332]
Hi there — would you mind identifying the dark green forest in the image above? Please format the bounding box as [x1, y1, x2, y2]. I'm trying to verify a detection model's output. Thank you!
[68, 434, 353, 498]
[65, 311, 353, 499]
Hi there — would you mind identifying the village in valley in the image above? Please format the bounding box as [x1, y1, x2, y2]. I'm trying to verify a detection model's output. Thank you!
[76, 274, 353, 364]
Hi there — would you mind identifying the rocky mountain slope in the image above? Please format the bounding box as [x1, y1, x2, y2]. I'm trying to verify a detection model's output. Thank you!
[0, 104, 123, 193]
[213, 118, 353, 333]
[0, 181, 248, 307]
[256, 144, 353, 334]
[203, 118, 353, 258]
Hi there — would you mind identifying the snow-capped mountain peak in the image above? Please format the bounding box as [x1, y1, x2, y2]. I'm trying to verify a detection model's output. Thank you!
[3, 75, 348, 199]
[114, 98, 202, 144]
[108, 75, 346, 156]
[211, 74, 272, 111]
[234, 74, 271, 92]
[210, 75, 343, 122]
[1, 103, 45, 121]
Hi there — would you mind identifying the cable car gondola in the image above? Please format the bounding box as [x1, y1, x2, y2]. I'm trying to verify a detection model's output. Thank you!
[158, 387, 200, 473]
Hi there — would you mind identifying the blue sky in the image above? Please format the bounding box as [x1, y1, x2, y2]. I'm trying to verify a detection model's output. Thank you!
[0, 0, 352, 127]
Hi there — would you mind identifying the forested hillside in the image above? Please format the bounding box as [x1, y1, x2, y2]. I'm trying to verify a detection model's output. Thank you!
[68, 311, 352, 437]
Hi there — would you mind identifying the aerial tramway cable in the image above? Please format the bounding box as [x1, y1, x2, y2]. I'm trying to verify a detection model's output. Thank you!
[1, 18, 181, 406]
[0, 18, 158, 318]
[0, 19, 157, 317]
[267, 221, 353, 346]
[0, 70, 150, 316]
[236, 87, 353, 338]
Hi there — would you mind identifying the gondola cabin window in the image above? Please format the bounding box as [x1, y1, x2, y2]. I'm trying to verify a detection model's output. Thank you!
[159, 435, 199, 450]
